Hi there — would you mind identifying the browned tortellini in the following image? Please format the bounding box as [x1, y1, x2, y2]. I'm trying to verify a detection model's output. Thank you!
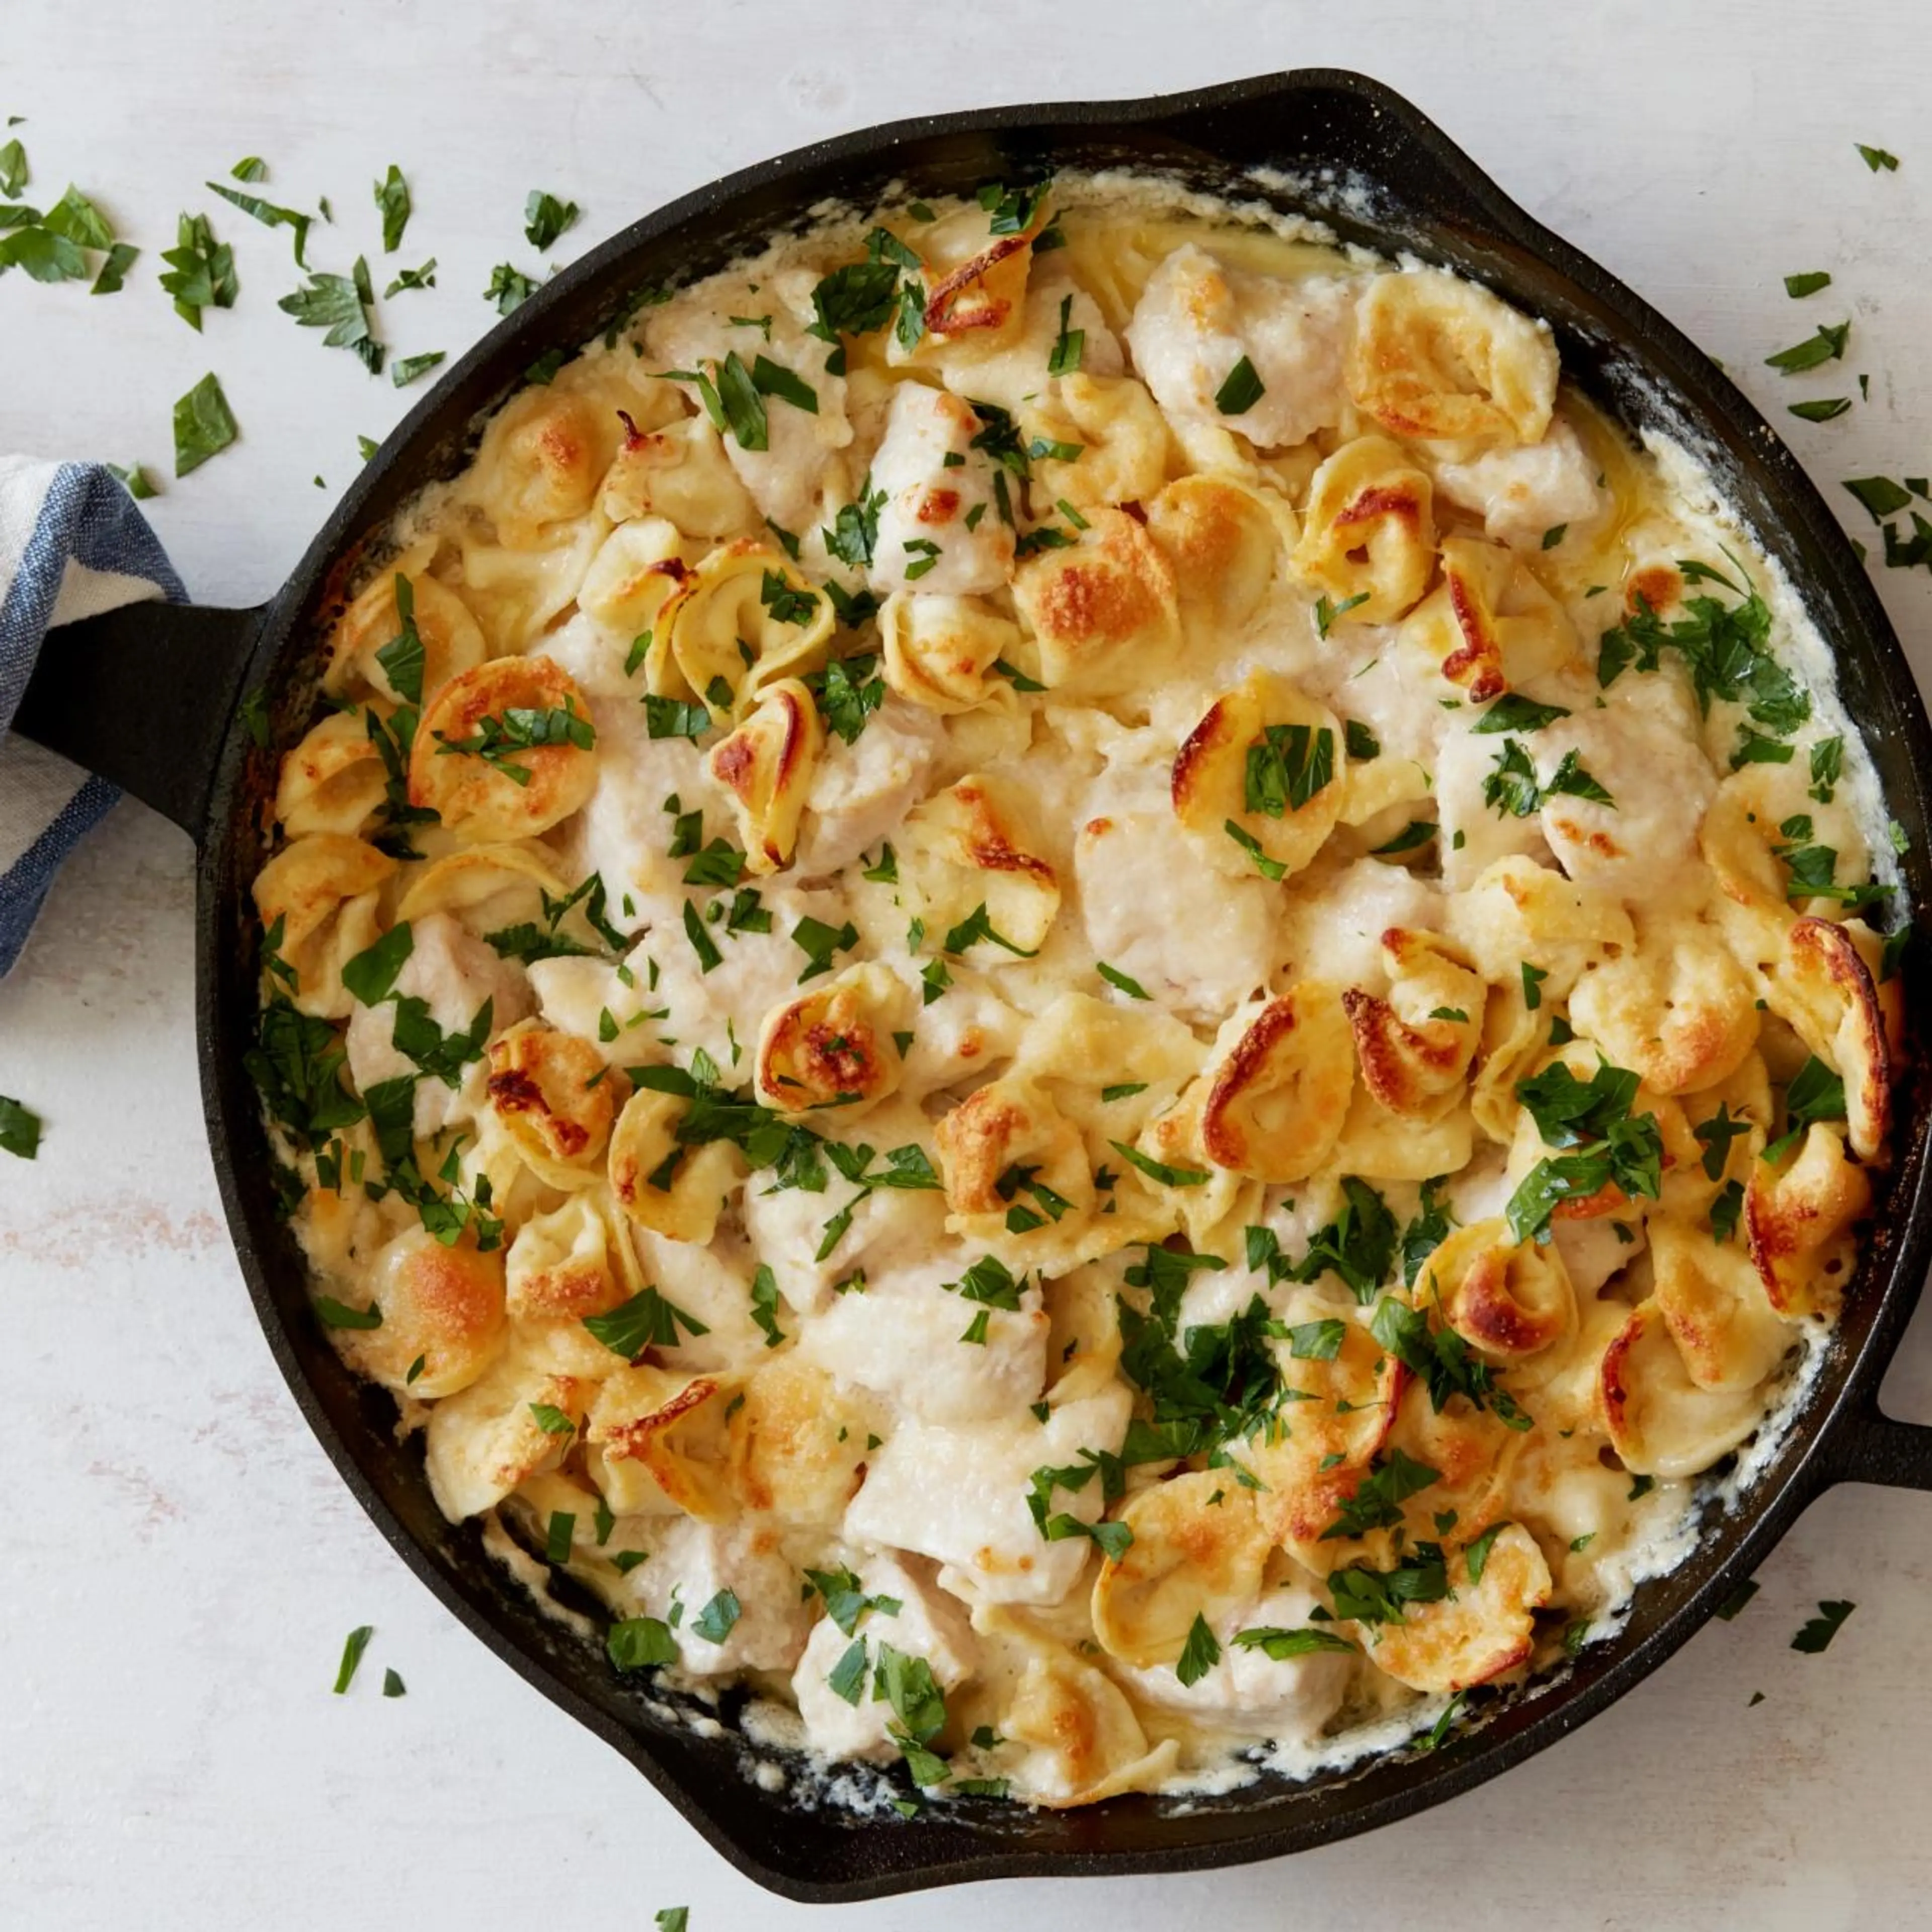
[1144, 473, 1291, 631]
[705, 676, 825, 874]
[486, 1019, 621, 1188]
[1341, 928, 1484, 1120]
[1196, 987, 1355, 1182]
[252, 833, 397, 1019]
[1569, 922, 1760, 1096]
[1598, 1298, 1770, 1477]
[1414, 1218, 1578, 1374]
[423, 1348, 593, 1521]
[1346, 269, 1558, 447]
[1699, 765, 1801, 969]
[652, 538, 834, 720]
[727, 1357, 877, 1526]
[1363, 1524, 1553, 1693]
[575, 517, 693, 639]
[1744, 1123, 1871, 1318]
[409, 656, 600, 843]
[601, 408, 758, 538]
[324, 568, 487, 705]
[608, 1085, 745, 1245]
[877, 592, 1022, 714]
[1400, 535, 1579, 701]
[899, 773, 1062, 957]
[1449, 856, 1635, 1002]
[338, 1225, 507, 1400]
[1001, 1642, 1178, 1807]
[754, 963, 909, 1118]
[1089, 1474, 1272, 1669]
[1011, 506, 1181, 697]
[1290, 435, 1435, 623]
[934, 1075, 1093, 1235]
[1648, 1215, 1791, 1393]
[1171, 670, 1345, 881]
[587, 1364, 736, 1517]
[1022, 373, 1173, 511]
[910, 198, 1044, 344]
[1765, 915, 1892, 1161]
[466, 384, 620, 545]
[274, 711, 388, 839]
[504, 1193, 637, 1375]
[1250, 1311, 1405, 1562]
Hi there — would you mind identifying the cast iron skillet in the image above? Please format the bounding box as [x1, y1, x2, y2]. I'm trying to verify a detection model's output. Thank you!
[18, 67, 1932, 1904]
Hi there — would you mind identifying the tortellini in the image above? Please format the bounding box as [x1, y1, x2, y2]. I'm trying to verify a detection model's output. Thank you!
[1290, 435, 1436, 624]
[705, 676, 825, 874]
[1011, 506, 1181, 697]
[898, 773, 1062, 956]
[260, 176, 1901, 1810]
[877, 592, 1021, 714]
[1400, 534, 1580, 700]
[1143, 473, 1290, 631]
[1195, 987, 1355, 1182]
[755, 964, 909, 1117]
[410, 656, 600, 842]
[1171, 670, 1346, 882]
[652, 538, 834, 720]
[1346, 268, 1559, 447]
[252, 833, 396, 1019]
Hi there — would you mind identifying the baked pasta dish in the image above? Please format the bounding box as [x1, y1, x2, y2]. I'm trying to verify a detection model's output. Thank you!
[250, 172, 1905, 1809]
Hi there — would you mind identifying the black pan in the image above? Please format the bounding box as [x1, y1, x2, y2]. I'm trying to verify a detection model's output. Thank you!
[19, 67, 1932, 1905]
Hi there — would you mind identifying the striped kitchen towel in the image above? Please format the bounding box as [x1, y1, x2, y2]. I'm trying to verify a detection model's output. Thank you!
[0, 457, 185, 977]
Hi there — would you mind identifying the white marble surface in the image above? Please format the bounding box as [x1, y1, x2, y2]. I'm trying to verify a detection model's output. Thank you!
[6, 3, 1932, 1925]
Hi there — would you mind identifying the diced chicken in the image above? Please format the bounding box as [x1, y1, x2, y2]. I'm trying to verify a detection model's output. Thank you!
[613, 1514, 813, 1675]
[345, 912, 532, 1138]
[935, 270, 1124, 416]
[867, 382, 1015, 596]
[1125, 244, 1355, 450]
[1435, 418, 1608, 552]
[794, 696, 946, 875]
[634, 888, 830, 1073]
[794, 1236, 1050, 1424]
[550, 696, 709, 932]
[886, 964, 1028, 1101]
[844, 1388, 1131, 1606]
[1117, 1585, 1353, 1734]
[790, 1550, 980, 1760]
[1280, 856, 1444, 994]
[1075, 751, 1279, 1023]
[1434, 724, 1553, 893]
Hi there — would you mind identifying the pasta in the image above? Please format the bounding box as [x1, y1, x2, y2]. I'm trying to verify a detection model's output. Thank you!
[252, 172, 1903, 1813]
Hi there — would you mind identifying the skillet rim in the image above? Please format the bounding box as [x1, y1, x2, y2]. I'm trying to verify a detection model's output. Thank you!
[192, 65, 1932, 1901]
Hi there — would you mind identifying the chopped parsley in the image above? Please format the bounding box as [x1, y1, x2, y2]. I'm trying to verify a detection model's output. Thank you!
[524, 189, 580, 250]
[0, 1095, 43, 1160]
[1175, 1613, 1221, 1687]
[1214, 354, 1265, 415]
[1482, 739, 1615, 817]
[172, 371, 238, 477]
[374, 165, 411, 252]
[333, 1625, 375, 1695]
[279, 258, 384, 376]
[1764, 321, 1851, 372]
[1245, 723, 1335, 817]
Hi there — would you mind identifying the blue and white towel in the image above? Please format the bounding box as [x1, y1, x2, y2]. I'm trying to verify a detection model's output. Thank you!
[0, 457, 185, 978]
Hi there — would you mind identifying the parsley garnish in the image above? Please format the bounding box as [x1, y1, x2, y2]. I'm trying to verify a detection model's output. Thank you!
[1214, 354, 1265, 415]
[583, 1286, 711, 1357]
[172, 371, 238, 476]
[207, 178, 312, 265]
[1245, 723, 1334, 817]
[333, 1625, 375, 1694]
[279, 258, 384, 376]
[1483, 739, 1615, 816]
[0, 1094, 43, 1160]
[1175, 1613, 1221, 1687]
[607, 1617, 677, 1670]
[1233, 1625, 1355, 1659]
[1765, 322, 1851, 372]
[158, 212, 237, 327]
[524, 189, 580, 250]
[484, 262, 538, 314]
[374, 165, 411, 252]
[1472, 694, 1571, 734]
[1048, 292, 1084, 377]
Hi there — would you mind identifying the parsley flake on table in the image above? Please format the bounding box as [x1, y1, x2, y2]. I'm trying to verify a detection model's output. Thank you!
[172, 371, 238, 476]
[524, 189, 580, 250]
[0, 1094, 43, 1159]
[374, 164, 411, 252]
[279, 257, 384, 374]
[332, 1625, 374, 1694]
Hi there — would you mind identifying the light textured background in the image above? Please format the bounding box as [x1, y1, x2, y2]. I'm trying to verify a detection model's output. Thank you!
[5, 3, 1932, 1926]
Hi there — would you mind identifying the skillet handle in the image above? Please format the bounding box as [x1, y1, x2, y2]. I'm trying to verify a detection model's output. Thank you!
[12, 599, 263, 837]
[1817, 1407, 1932, 1491]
